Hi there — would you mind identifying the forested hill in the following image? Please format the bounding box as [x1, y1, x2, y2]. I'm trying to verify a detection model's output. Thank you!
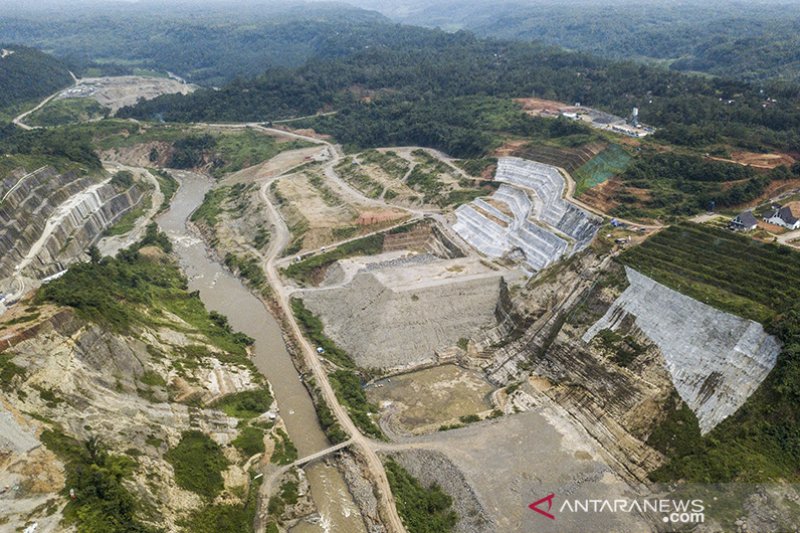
[0, 4, 389, 86]
[356, 0, 800, 84]
[120, 25, 800, 157]
[0, 45, 72, 111]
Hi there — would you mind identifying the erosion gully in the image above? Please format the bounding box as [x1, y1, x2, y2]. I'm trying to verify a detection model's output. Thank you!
[158, 171, 365, 533]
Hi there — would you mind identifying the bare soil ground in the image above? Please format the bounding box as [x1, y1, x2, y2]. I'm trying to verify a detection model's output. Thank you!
[367, 364, 494, 434]
[513, 97, 571, 117]
[275, 171, 407, 252]
[379, 407, 650, 533]
[709, 150, 796, 169]
[59, 76, 194, 113]
[225, 146, 326, 184]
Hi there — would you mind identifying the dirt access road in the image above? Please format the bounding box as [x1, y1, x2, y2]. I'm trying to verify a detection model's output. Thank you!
[231, 127, 407, 532]
[12, 71, 78, 130]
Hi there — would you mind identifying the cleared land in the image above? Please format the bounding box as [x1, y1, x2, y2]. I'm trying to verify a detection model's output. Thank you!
[273, 169, 408, 254]
[335, 148, 491, 208]
[367, 364, 494, 434]
[59, 76, 194, 113]
[298, 254, 504, 370]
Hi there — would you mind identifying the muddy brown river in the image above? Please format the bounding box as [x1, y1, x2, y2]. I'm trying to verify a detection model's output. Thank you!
[158, 171, 365, 533]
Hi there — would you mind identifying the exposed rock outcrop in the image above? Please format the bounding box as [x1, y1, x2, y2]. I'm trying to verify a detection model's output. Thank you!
[583, 267, 780, 434]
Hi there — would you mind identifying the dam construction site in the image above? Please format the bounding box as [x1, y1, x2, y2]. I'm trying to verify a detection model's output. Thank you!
[2, 80, 800, 533]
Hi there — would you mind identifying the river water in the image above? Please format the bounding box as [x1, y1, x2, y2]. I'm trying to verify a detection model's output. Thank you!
[157, 171, 365, 533]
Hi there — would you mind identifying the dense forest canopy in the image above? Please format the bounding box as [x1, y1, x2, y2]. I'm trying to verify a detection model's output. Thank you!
[0, 3, 388, 86]
[354, 0, 800, 83]
[120, 24, 800, 157]
[0, 44, 72, 111]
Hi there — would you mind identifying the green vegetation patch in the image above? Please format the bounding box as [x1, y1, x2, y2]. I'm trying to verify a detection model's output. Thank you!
[151, 169, 179, 213]
[165, 430, 229, 499]
[385, 458, 457, 533]
[211, 129, 311, 178]
[191, 186, 230, 227]
[104, 195, 152, 237]
[335, 158, 384, 198]
[232, 426, 266, 458]
[266, 477, 301, 529]
[212, 388, 273, 419]
[359, 150, 410, 180]
[283, 233, 385, 285]
[27, 97, 109, 127]
[37, 228, 254, 361]
[612, 152, 798, 219]
[619, 223, 796, 324]
[0, 354, 27, 391]
[224, 253, 267, 292]
[330, 369, 384, 439]
[269, 428, 298, 465]
[179, 473, 258, 533]
[290, 299, 354, 368]
[573, 144, 631, 195]
[306, 378, 349, 445]
[40, 430, 157, 532]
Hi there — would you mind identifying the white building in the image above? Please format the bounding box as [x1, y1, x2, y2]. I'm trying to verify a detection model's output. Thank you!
[766, 202, 800, 230]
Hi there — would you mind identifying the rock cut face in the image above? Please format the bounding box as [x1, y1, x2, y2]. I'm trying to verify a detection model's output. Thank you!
[583, 267, 780, 434]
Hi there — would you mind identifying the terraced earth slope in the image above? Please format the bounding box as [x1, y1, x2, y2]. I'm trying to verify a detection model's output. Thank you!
[0, 166, 144, 301]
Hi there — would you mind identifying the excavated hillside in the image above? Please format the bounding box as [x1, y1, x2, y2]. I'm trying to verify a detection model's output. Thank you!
[469, 243, 783, 482]
[0, 166, 144, 300]
[584, 267, 779, 434]
[0, 246, 283, 532]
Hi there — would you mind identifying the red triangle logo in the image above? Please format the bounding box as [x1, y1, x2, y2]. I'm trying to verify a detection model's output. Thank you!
[529, 493, 556, 520]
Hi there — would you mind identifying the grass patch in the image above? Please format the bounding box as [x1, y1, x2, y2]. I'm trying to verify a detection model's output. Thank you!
[385, 458, 457, 533]
[269, 428, 298, 465]
[283, 233, 385, 285]
[212, 388, 273, 419]
[165, 430, 229, 499]
[232, 426, 265, 458]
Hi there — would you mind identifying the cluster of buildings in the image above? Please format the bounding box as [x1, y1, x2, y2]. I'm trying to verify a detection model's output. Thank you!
[731, 201, 800, 232]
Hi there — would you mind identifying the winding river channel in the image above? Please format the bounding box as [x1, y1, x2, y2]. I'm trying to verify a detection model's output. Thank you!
[157, 171, 365, 533]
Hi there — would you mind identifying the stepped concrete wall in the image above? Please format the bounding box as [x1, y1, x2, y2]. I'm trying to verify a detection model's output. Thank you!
[452, 157, 600, 273]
